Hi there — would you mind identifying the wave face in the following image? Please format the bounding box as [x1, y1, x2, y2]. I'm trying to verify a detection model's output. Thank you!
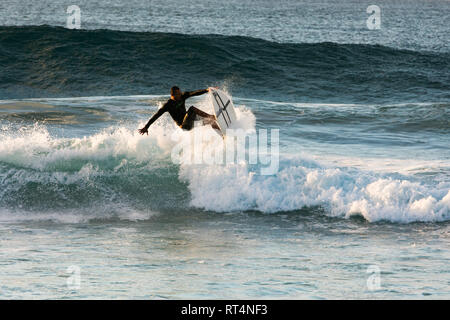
[0, 124, 184, 222]
[0, 25, 449, 102]
[0, 25, 449, 224]
[0, 98, 449, 224]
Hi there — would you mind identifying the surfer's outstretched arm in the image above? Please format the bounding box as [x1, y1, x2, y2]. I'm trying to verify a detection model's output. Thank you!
[138, 104, 168, 135]
[183, 88, 209, 99]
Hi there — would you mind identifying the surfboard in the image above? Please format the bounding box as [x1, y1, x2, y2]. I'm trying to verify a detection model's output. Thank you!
[209, 88, 237, 136]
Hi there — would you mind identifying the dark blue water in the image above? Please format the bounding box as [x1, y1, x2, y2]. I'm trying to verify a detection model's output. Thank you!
[1, 25, 449, 103]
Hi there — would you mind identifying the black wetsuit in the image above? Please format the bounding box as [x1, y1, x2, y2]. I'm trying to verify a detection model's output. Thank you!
[143, 89, 208, 130]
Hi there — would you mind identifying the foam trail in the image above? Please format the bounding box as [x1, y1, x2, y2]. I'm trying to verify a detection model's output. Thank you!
[173, 98, 450, 223]
[180, 156, 450, 222]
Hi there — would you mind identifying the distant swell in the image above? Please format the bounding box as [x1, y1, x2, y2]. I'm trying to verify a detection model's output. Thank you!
[0, 25, 449, 102]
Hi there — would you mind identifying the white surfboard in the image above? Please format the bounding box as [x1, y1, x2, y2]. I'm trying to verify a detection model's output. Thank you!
[209, 88, 237, 135]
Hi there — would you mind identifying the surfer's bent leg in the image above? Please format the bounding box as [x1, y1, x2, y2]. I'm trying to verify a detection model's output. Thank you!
[188, 106, 219, 128]
[188, 106, 215, 119]
[180, 107, 197, 131]
[181, 106, 217, 131]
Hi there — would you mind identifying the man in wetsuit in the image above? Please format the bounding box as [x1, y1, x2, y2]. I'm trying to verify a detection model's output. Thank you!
[138, 86, 219, 135]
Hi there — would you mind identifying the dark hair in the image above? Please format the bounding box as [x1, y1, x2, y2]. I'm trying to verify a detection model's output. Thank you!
[170, 86, 180, 95]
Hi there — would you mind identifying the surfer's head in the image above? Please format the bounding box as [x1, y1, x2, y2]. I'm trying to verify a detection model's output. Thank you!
[170, 86, 182, 100]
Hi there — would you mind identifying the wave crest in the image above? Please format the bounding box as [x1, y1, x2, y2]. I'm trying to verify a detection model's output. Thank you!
[1, 25, 448, 102]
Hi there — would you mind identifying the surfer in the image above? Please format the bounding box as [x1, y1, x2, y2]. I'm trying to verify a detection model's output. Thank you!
[138, 86, 220, 135]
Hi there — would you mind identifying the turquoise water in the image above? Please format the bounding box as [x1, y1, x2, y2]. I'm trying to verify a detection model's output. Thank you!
[1, 211, 449, 299]
[0, 0, 449, 299]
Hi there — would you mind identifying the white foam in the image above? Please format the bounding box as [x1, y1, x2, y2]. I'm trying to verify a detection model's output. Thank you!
[180, 154, 450, 222]
[0, 94, 167, 104]
[0, 122, 166, 170]
[171, 97, 450, 222]
[1, 96, 449, 223]
[0, 207, 157, 224]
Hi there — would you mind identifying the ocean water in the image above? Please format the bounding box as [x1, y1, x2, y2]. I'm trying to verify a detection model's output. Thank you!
[0, 0, 449, 299]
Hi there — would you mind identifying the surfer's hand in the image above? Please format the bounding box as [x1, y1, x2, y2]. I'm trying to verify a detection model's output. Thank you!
[138, 127, 149, 135]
